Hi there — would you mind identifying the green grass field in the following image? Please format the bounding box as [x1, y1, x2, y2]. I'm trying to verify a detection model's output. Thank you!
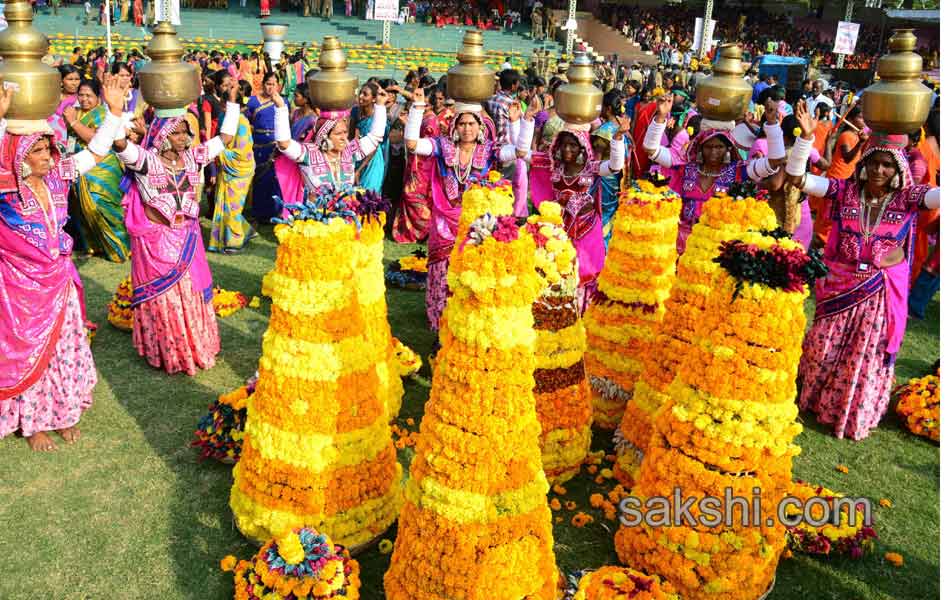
[0, 221, 939, 600]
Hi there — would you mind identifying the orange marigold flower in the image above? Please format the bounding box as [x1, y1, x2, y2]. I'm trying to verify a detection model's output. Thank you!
[552, 484, 567, 495]
[406, 418, 415, 426]
[590, 493, 605, 508]
[220, 555, 237, 572]
[879, 498, 893, 508]
[595, 475, 605, 485]
[884, 552, 904, 567]
[587, 465, 599, 474]
[549, 498, 562, 511]
[565, 501, 577, 511]
[571, 512, 594, 527]
[836, 464, 849, 474]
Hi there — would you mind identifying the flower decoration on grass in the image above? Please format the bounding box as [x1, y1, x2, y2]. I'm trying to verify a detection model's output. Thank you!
[383, 215, 558, 599]
[615, 229, 812, 600]
[230, 206, 403, 548]
[527, 202, 592, 484]
[391, 337, 422, 377]
[783, 480, 877, 559]
[224, 527, 361, 599]
[570, 566, 681, 600]
[894, 369, 939, 442]
[193, 374, 257, 464]
[107, 275, 134, 331]
[212, 287, 249, 317]
[884, 552, 904, 567]
[614, 191, 778, 486]
[584, 180, 682, 431]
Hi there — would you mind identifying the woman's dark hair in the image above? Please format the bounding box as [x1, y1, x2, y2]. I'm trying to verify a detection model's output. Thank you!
[78, 78, 101, 97]
[238, 79, 253, 102]
[295, 82, 309, 97]
[602, 88, 624, 118]
[262, 71, 279, 85]
[427, 85, 445, 106]
[685, 114, 702, 137]
[816, 103, 832, 120]
[926, 107, 939, 141]
[780, 113, 800, 140]
[419, 75, 436, 90]
[211, 68, 232, 88]
[58, 64, 81, 79]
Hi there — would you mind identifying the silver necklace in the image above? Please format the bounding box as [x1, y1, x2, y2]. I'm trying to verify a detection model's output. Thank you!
[859, 189, 893, 242]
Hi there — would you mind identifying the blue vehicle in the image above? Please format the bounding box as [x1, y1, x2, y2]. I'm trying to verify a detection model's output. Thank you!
[749, 55, 809, 88]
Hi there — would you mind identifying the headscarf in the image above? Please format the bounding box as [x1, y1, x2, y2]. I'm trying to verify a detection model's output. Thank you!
[856, 132, 911, 190]
[143, 114, 195, 152]
[686, 128, 738, 164]
[447, 105, 496, 144]
[550, 128, 594, 167]
[312, 108, 350, 150]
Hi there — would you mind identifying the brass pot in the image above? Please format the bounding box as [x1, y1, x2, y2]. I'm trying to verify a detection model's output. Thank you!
[446, 30, 495, 104]
[261, 22, 290, 63]
[307, 36, 357, 112]
[138, 21, 201, 111]
[0, 0, 59, 121]
[554, 51, 603, 125]
[695, 44, 751, 122]
[862, 29, 932, 134]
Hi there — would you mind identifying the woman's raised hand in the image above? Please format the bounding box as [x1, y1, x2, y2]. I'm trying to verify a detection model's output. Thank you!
[101, 74, 127, 116]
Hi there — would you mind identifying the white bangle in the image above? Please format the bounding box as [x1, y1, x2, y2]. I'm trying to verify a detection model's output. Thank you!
[786, 135, 813, 177]
[764, 122, 785, 161]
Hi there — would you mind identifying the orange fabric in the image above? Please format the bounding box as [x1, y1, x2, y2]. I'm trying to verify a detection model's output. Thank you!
[912, 133, 940, 283]
[812, 120, 833, 161]
[826, 130, 861, 179]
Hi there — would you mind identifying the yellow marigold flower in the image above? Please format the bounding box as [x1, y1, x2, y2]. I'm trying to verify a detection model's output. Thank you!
[488, 170, 502, 183]
[378, 538, 394, 554]
[276, 531, 306, 564]
[220, 555, 237, 572]
[884, 552, 904, 567]
[836, 464, 849, 474]
[249, 296, 261, 308]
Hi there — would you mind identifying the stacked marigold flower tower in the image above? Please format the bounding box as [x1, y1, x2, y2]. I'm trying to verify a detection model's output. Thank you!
[384, 214, 558, 600]
[615, 229, 826, 600]
[614, 191, 778, 485]
[584, 179, 682, 429]
[230, 198, 403, 548]
[528, 201, 592, 484]
[351, 202, 404, 422]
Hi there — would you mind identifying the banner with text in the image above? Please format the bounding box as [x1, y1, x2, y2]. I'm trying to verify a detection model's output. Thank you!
[833, 21, 861, 55]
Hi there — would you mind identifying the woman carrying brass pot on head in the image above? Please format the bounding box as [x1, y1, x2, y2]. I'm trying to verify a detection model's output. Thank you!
[788, 100, 940, 441]
[642, 94, 786, 254]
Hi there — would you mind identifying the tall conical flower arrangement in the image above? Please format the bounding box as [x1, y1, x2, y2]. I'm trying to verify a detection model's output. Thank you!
[614, 189, 778, 485]
[614, 229, 826, 600]
[584, 179, 682, 429]
[528, 201, 592, 484]
[230, 193, 403, 548]
[349, 191, 404, 422]
[384, 214, 558, 600]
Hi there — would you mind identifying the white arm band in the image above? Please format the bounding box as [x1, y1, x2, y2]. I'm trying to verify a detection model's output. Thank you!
[509, 117, 521, 147]
[498, 144, 517, 163]
[608, 138, 625, 172]
[219, 102, 240, 137]
[764, 122, 785, 161]
[924, 187, 940, 209]
[650, 146, 673, 168]
[274, 106, 291, 143]
[73, 151, 97, 176]
[117, 142, 141, 165]
[87, 111, 122, 156]
[357, 104, 387, 156]
[205, 137, 225, 161]
[0, 118, 7, 141]
[747, 157, 779, 181]
[786, 135, 814, 177]
[413, 137, 434, 157]
[405, 105, 425, 142]
[282, 139, 305, 162]
[643, 118, 665, 153]
[801, 173, 830, 197]
[517, 117, 534, 153]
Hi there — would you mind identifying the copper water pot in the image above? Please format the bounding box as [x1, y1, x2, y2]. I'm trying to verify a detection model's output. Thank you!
[447, 30, 496, 104]
[307, 36, 358, 112]
[0, 0, 59, 120]
[862, 29, 932, 134]
[554, 51, 603, 125]
[138, 22, 201, 110]
[695, 44, 751, 122]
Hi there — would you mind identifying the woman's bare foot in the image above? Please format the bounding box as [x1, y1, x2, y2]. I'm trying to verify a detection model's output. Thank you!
[56, 425, 81, 444]
[25, 431, 58, 451]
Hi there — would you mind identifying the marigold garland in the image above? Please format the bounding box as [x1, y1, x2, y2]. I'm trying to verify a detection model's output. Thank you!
[107, 275, 134, 331]
[570, 566, 681, 600]
[230, 210, 403, 548]
[783, 480, 878, 559]
[584, 180, 682, 430]
[192, 375, 256, 463]
[223, 527, 361, 599]
[615, 230, 815, 600]
[615, 192, 779, 485]
[894, 369, 940, 442]
[526, 202, 592, 484]
[384, 215, 558, 600]
[213, 287, 249, 317]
